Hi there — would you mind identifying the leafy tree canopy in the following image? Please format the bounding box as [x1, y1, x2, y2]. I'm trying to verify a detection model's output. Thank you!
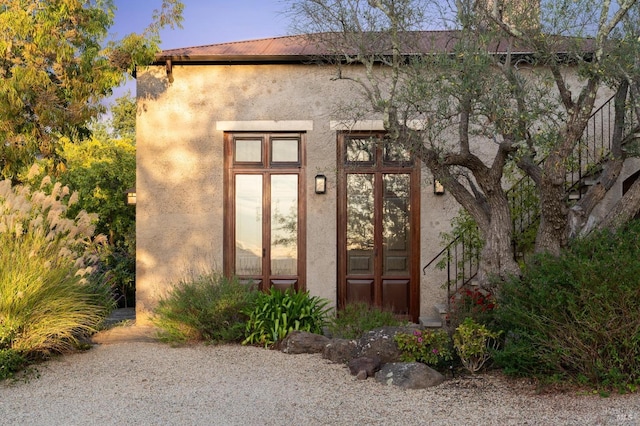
[0, 0, 182, 180]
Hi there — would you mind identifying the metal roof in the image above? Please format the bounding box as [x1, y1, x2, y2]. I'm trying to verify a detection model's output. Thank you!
[156, 31, 593, 64]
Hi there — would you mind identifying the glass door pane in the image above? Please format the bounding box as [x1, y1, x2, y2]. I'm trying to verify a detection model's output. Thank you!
[271, 175, 298, 275]
[346, 174, 375, 275]
[383, 174, 410, 274]
[235, 175, 263, 275]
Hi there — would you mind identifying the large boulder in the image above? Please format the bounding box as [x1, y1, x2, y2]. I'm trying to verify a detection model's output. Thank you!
[322, 338, 358, 363]
[347, 356, 382, 380]
[279, 331, 330, 354]
[375, 362, 445, 389]
[356, 326, 418, 363]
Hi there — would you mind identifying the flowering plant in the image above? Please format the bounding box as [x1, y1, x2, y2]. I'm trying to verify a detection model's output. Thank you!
[394, 329, 453, 366]
[447, 287, 496, 328]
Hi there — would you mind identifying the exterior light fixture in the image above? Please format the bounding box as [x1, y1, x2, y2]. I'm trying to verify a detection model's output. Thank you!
[315, 174, 327, 194]
[434, 180, 445, 195]
[125, 188, 137, 205]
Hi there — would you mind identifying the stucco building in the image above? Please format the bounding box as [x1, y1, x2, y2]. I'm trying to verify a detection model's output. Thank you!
[135, 31, 633, 325]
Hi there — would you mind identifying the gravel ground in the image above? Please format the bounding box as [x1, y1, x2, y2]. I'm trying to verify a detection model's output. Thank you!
[1, 342, 639, 426]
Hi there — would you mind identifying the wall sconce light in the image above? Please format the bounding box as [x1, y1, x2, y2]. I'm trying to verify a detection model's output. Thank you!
[315, 174, 327, 194]
[434, 180, 445, 195]
[125, 188, 137, 205]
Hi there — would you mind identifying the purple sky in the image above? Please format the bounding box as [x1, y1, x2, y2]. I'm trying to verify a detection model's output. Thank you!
[109, 0, 290, 102]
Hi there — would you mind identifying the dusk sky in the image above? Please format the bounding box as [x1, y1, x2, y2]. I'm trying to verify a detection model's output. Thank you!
[111, 0, 290, 48]
[109, 0, 291, 101]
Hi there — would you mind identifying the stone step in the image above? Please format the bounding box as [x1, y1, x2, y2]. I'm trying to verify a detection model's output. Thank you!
[419, 316, 442, 329]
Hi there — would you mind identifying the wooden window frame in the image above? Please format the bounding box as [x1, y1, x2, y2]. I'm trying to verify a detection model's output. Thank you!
[224, 132, 306, 292]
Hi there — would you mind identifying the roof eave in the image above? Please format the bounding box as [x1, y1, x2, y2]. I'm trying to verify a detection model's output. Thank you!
[154, 54, 322, 65]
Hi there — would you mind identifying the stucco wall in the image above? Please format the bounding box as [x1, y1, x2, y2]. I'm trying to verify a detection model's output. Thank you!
[135, 59, 623, 324]
[136, 62, 460, 322]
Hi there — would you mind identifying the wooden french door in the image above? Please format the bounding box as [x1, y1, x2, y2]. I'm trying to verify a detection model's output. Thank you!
[338, 133, 419, 321]
[224, 133, 306, 292]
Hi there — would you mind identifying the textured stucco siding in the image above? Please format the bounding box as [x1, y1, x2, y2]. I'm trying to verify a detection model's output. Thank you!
[135, 60, 621, 324]
[135, 62, 458, 322]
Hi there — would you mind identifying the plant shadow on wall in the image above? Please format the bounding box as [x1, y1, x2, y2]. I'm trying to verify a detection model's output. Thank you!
[137, 70, 171, 103]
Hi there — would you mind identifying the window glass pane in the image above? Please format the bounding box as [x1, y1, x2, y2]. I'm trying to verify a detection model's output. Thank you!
[272, 138, 299, 163]
[384, 141, 412, 163]
[383, 174, 410, 275]
[346, 174, 374, 275]
[346, 137, 375, 163]
[271, 175, 298, 275]
[235, 139, 262, 163]
[235, 175, 262, 275]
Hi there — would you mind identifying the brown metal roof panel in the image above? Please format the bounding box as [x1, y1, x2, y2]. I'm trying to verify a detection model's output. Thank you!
[157, 31, 595, 62]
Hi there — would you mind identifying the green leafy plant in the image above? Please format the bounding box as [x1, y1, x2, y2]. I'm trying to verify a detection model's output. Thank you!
[0, 349, 26, 381]
[494, 220, 640, 390]
[437, 209, 483, 275]
[152, 272, 258, 345]
[327, 302, 401, 339]
[243, 288, 331, 348]
[453, 317, 501, 374]
[395, 329, 453, 366]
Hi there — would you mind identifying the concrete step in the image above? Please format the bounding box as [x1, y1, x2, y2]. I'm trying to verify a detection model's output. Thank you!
[419, 316, 442, 328]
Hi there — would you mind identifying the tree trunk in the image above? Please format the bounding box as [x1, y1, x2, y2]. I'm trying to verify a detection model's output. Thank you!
[535, 171, 568, 256]
[476, 190, 521, 287]
[597, 177, 640, 231]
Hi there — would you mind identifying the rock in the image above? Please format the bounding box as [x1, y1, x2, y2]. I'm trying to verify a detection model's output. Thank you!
[322, 338, 358, 363]
[347, 356, 382, 379]
[374, 362, 445, 389]
[279, 331, 330, 354]
[356, 326, 418, 363]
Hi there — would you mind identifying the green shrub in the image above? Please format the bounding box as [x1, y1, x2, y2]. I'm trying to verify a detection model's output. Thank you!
[327, 302, 400, 339]
[0, 177, 109, 358]
[0, 349, 26, 381]
[395, 329, 453, 366]
[243, 288, 331, 348]
[152, 273, 258, 344]
[453, 317, 501, 374]
[494, 220, 640, 390]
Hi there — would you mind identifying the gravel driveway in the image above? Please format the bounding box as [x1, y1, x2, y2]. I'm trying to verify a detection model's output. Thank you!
[1, 340, 639, 425]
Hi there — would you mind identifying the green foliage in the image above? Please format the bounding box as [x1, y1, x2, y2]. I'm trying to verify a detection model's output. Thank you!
[109, 93, 137, 140]
[0, 0, 183, 180]
[326, 302, 401, 339]
[453, 317, 501, 374]
[152, 273, 258, 345]
[0, 349, 26, 381]
[57, 136, 135, 246]
[0, 0, 118, 178]
[395, 329, 453, 366]
[243, 288, 331, 348]
[25, 135, 137, 306]
[494, 220, 640, 390]
[0, 177, 110, 358]
[437, 209, 483, 274]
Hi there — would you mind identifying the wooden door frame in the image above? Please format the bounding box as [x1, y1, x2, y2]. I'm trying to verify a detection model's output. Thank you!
[336, 132, 420, 322]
